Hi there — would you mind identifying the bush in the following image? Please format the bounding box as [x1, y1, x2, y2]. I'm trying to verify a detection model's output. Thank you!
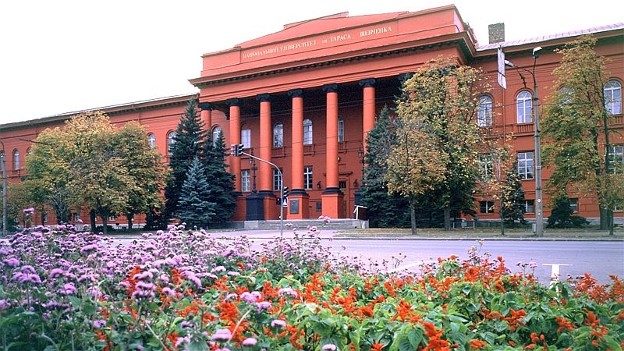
[0, 225, 622, 350]
[547, 197, 589, 228]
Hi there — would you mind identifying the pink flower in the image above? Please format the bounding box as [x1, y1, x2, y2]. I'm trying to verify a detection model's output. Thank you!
[242, 337, 257, 346]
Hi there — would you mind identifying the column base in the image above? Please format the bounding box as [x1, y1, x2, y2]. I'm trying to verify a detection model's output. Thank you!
[286, 189, 309, 220]
[258, 191, 279, 220]
[245, 192, 265, 220]
[321, 187, 344, 219]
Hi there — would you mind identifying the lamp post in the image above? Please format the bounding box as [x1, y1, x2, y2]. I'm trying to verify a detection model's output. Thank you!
[0, 139, 7, 237]
[506, 46, 544, 236]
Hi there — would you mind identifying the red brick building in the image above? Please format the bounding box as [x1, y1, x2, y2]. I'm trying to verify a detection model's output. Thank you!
[1, 5, 622, 227]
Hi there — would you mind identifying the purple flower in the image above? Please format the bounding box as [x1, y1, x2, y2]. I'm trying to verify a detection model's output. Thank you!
[80, 244, 98, 255]
[3, 257, 20, 267]
[0, 299, 10, 311]
[271, 319, 286, 328]
[278, 287, 298, 298]
[242, 337, 257, 346]
[59, 282, 77, 295]
[256, 301, 272, 310]
[529, 261, 538, 269]
[211, 328, 232, 341]
[92, 319, 106, 328]
[49, 268, 65, 279]
[322, 344, 337, 351]
[240, 291, 261, 303]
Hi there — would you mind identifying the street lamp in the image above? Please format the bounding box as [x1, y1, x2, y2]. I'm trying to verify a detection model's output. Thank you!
[506, 46, 544, 236]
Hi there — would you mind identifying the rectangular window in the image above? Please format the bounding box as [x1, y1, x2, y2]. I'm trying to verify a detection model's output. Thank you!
[517, 152, 534, 180]
[478, 154, 493, 180]
[241, 129, 251, 149]
[525, 200, 535, 213]
[273, 168, 283, 191]
[72, 213, 80, 222]
[479, 201, 494, 214]
[304, 166, 313, 190]
[338, 118, 345, 143]
[108, 215, 117, 222]
[241, 169, 251, 192]
[339, 180, 347, 189]
[608, 145, 624, 174]
[569, 198, 579, 213]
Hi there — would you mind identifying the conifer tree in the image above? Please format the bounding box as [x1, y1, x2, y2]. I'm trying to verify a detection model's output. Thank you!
[360, 106, 411, 228]
[164, 99, 205, 219]
[177, 157, 215, 229]
[201, 130, 236, 226]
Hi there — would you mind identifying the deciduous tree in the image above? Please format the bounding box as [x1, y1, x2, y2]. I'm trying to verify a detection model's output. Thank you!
[542, 35, 624, 234]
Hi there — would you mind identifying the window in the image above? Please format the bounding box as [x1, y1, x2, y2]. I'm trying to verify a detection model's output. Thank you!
[72, 213, 81, 222]
[516, 91, 533, 123]
[479, 201, 494, 214]
[517, 152, 534, 180]
[273, 168, 283, 191]
[303, 119, 313, 145]
[108, 215, 117, 222]
[304, 166, 313, 190]
[12, 149, 20, 170]
[167, 131, 176, 156]
[241, 129, 251, 149]
[525, 200, 535, 214]
[569, 198, 579, 213]
[147, 133, 156, 149]
[212, 126, 223, 145]
[477, 96, 493, 127]
[604, 79, 622, 115]
[241, 169, 251, 192]
[273, 123, 284, 147]
[559, 86, 573, 106]
[608, 145, 624, 173]
[478, 154, 493, 180]
[338, 118, 344, 143]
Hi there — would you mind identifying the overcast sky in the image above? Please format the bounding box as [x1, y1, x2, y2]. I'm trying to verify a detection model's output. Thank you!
[1, 0, 622, 125]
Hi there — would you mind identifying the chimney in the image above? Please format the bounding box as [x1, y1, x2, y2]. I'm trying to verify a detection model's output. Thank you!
[488, 23, 505, 44]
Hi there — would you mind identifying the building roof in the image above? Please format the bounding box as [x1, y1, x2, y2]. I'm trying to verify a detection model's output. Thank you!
[477, 22, 624, 51]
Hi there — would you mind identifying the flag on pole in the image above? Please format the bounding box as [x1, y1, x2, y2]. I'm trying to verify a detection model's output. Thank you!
[497, 47, 506, 89]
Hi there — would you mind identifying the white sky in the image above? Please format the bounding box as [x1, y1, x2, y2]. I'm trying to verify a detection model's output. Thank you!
[1, 0, 622, 125]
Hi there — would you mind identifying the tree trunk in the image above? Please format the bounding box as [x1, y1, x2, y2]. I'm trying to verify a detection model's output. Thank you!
[90, 210, 97, 233]
[599, 207, 609, 231]
[410, 202, 417, 235]
[101, 216, 108, 235]
[127, 212, 134, 231]
[444, 208, 451, 231]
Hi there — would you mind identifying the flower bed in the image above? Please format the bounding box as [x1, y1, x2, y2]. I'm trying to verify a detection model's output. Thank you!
[1, 225, 622, 350]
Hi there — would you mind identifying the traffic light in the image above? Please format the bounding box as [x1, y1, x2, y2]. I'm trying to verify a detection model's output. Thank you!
[231, 144, 244, 157]
[282, 186, 289, 199]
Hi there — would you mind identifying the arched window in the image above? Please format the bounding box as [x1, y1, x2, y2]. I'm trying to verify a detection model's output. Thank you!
[516, 91, 533, 124]
[273, 123, 284, 147]
[147, 133, 156, 149]
[167, 131, 176, 156]
[605, 79, 622, 115]
[13, 149, 20, 170]
[212, 126, 223, 145]
[477, 95, 493, 127]
[303, 119, 313, 145]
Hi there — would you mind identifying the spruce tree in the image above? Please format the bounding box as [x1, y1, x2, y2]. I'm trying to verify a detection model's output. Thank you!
[201, 130, 236, 226]
[164, 99, 205, 219]
[177, 157, 215, 229]
[360, 106, 411, 228]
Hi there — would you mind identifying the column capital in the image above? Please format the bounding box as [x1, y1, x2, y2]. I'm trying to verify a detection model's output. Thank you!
[288, 89, 303, 98]
[322, 83, 338, 93]
[198, 102, 213, 111]
[226, 98, 241, 107]
[256, 93, 271, 102]
[359, 78, 376, 88]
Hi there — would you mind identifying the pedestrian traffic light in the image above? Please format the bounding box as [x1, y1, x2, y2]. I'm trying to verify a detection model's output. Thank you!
[282, 186, 289, 199]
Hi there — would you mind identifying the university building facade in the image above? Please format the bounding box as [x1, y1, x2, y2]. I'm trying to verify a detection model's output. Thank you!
[1, 5, 623, 227]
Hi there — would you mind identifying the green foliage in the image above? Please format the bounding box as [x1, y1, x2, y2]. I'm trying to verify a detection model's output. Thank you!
[201, 130, 236, 226]
[542, 35, 624, 232]
[547, 196, 589, 228]
[500, 166, 527, 227]
[361, 106, 411, 228]
[391, 57, 485, 229]
[177, 157, 216, 229]
[164, 99, 206, 219]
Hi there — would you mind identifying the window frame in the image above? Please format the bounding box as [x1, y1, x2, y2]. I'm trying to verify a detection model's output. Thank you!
[479, 200, 494, 214]
[273, 168, 283, 191]
[303, 119, 313, 145]
[604, 79, 622, 115]
[338, 118, 344, 143]
[212, 126, 223, 146]
[241, 129, 251, 149]
[167, 131, 177, 156]
[304, 166, 313, 190]
[516, 90, 533, 124]
[524, 200, 535, 214]
[273, 123, 284, 148]
[12, 149, 20, 171]
[147, 133, 156, 149]
[477, 95, 493, 127]
[517, 152, 534, 180]
[241, 169, 251, 192]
